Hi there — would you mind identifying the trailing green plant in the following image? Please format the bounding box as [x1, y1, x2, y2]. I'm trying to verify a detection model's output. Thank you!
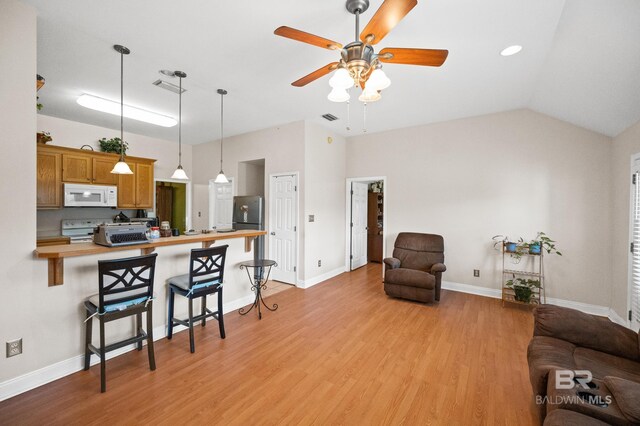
[505, 278, 541, 303]
[526, 232, 562, 256]
[492, 235, 525, 263]
[36, 131, 52, 144]
[98, 137, 128, 155]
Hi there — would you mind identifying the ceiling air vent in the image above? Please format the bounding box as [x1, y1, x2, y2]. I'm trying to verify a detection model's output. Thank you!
[322, 113, 338, 121]
[152, 79, 186, 94]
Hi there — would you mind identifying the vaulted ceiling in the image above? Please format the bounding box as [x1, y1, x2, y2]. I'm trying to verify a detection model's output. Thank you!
[26, 0, 640, 143]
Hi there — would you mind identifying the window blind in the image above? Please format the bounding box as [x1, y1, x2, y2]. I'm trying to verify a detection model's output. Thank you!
[631, 171, 640, 324]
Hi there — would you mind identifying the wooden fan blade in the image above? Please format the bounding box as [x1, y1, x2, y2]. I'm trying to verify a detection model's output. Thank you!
[292, 62, 339, 87]
[378, 48, 449, 66]
[274, 26, 342, 50]
[360, 0, 417, 45]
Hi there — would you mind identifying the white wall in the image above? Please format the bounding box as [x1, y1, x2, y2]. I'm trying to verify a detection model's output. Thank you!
[36, 114, 194, 233]
[610, 119, 640, 320]
[0, 0, 41, 381]
[192, 122, 306, 280]
[346, 109, 613, 306]
[304, 122, 347, 281]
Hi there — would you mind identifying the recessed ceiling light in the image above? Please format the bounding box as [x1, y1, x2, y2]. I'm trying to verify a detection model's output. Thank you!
[77, 94, 177, 127]
[500, 45, 523, 57]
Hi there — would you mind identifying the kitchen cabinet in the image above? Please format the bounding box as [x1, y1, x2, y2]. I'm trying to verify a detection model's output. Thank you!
[92, 157, 118, 185]
[118, 161, 155, 209]
[62, 153, 93, 183]
[37, 149, 62, 208]
[36, 145, 156, 209]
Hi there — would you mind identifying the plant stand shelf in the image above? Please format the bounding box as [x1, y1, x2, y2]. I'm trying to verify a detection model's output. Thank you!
[501, 244, 545, 307]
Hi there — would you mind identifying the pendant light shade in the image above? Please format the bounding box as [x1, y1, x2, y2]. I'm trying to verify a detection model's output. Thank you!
[171, 71, 189, 180]
[111, 44, 133, 175]
[215, 89, 229, 184]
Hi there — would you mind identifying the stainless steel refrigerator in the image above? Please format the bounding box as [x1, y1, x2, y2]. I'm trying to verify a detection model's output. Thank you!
[233, 196, 265, 275]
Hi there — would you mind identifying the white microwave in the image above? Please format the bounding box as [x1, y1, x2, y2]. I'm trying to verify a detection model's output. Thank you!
[64, 184, 118, 207]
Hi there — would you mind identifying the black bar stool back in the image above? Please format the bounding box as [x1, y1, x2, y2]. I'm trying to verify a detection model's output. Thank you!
[167, 244, 228, 353]
[84, 253, 158, 393]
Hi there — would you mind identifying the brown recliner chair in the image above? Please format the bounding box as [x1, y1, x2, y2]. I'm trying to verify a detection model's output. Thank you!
[383, 233, 446, 303]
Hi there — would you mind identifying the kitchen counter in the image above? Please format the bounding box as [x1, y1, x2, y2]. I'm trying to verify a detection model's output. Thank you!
[35, 229, 267, 286]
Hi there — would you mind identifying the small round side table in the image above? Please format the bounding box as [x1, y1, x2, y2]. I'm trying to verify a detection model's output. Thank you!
[238, 259, 278, 320]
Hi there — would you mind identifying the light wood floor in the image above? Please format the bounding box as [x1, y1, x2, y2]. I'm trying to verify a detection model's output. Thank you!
[0, 264, 538, 425]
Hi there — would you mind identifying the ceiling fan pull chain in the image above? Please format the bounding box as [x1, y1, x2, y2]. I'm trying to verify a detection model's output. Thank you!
[346, 98, 351, 131]
[363, 101, 367, 133]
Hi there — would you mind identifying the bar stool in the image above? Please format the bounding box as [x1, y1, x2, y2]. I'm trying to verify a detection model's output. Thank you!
[83, 253, 158, 393]
[167, 245, 228, 353]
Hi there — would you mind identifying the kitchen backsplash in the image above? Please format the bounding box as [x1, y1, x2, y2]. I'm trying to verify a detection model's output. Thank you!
[37, 208, 138, 238]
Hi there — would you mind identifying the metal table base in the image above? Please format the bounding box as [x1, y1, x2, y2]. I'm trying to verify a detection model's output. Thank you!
[238, 259, 278, 320]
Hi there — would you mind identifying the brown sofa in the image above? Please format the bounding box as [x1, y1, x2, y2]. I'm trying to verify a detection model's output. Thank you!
[383, 232, 446, 303]
[528, 305, 640, 424]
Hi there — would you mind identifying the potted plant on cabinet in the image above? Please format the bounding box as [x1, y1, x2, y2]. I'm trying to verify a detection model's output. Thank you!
[98, 137, 128, 155]
[36, 131, 52, 144]
[505, 278, 541, 304]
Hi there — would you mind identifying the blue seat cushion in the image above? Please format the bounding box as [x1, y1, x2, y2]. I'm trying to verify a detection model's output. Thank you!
[168, 274, 220, 292]
[87, 294, 149, 312]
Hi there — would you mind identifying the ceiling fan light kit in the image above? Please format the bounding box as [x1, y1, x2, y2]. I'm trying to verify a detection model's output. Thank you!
[275, 0, 448, 106]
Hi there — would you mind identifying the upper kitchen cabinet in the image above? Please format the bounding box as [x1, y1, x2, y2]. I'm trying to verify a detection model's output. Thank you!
[61, 152, 118, 185]
[36, 145, 156, 209]
[117, 160, 155, 209]
[36, 148, 62, 208]
[62, 152, 92, 183]
[92, 157, 119, 185]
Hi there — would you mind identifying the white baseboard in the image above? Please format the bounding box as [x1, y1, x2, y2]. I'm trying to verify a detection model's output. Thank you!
[0, 293, 256, 402]
[442, 280, 628, 325]
[298, 266, 345, 289]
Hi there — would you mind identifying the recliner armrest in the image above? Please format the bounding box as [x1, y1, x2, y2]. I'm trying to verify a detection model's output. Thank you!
[383, 257, 401, 269]
[431, 263, 446, 274]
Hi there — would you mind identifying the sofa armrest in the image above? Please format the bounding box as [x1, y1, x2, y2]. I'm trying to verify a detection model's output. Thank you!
[604, 376, 640, 423]
[383, 257, 401, 269]
[533, 305, 639, 361]
[431, 263, 446, 274]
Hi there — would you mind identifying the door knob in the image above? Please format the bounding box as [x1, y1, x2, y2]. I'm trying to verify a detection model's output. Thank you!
[270, 232, 276, 235]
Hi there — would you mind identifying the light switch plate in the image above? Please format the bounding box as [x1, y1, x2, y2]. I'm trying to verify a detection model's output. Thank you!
[309, 215, 315, 222]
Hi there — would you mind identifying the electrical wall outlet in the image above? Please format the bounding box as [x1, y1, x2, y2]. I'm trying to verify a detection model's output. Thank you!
[473, 269, 480, 277]
[198, 211, 201, 217]
[309, 215, 315, 222]
[318, 260, 322, 267]
[6, 338, 22, 358]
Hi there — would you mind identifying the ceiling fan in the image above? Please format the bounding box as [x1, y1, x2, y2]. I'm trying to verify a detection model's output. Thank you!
[274, 0, 449, 103]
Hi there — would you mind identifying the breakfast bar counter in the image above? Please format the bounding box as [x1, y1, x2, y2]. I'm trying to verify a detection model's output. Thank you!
[35, 230, 267, 286]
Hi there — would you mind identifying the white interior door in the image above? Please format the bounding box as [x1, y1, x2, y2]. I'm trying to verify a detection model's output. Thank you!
[210, 179, 233, 230]
[351, 182, 368, 270]
[270, 174, 297, 284]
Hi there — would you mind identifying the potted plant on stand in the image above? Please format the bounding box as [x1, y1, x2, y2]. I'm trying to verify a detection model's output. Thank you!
[526, 232, 562, 256]
[506, 278, 541, 304]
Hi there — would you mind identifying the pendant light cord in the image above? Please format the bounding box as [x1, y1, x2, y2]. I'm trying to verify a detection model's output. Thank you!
[178, 76, 182, 167]
[220, 91, 224, 171]
[120, 48, 124, 162]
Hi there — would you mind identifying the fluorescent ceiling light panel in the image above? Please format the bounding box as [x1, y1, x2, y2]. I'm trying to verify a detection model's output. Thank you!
[500, 45, 523, 56]
[77, 94, 177, 127]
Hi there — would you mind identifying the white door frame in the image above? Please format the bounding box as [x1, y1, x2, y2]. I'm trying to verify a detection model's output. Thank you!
[153, 178, 192, 230]
[208, 177, 235, 230]
[269, 171, 300, 286]
[345, 176, 387, 273]
[626, 153, 640, 329]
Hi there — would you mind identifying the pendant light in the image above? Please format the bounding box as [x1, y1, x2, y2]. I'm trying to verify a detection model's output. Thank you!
[110, 45, 133, 175]
[214, 89, 229, 184]
[171, 71, 189, 180]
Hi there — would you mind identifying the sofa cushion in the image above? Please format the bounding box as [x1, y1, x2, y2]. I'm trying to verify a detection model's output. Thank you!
[528, 336, 578, 398]
[534, 305, 640, 361]
[604, 376, 640, 423]
[544, 409, 610, 426]
[384, 268, 435, 289]
[574, 347, 640, 383]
